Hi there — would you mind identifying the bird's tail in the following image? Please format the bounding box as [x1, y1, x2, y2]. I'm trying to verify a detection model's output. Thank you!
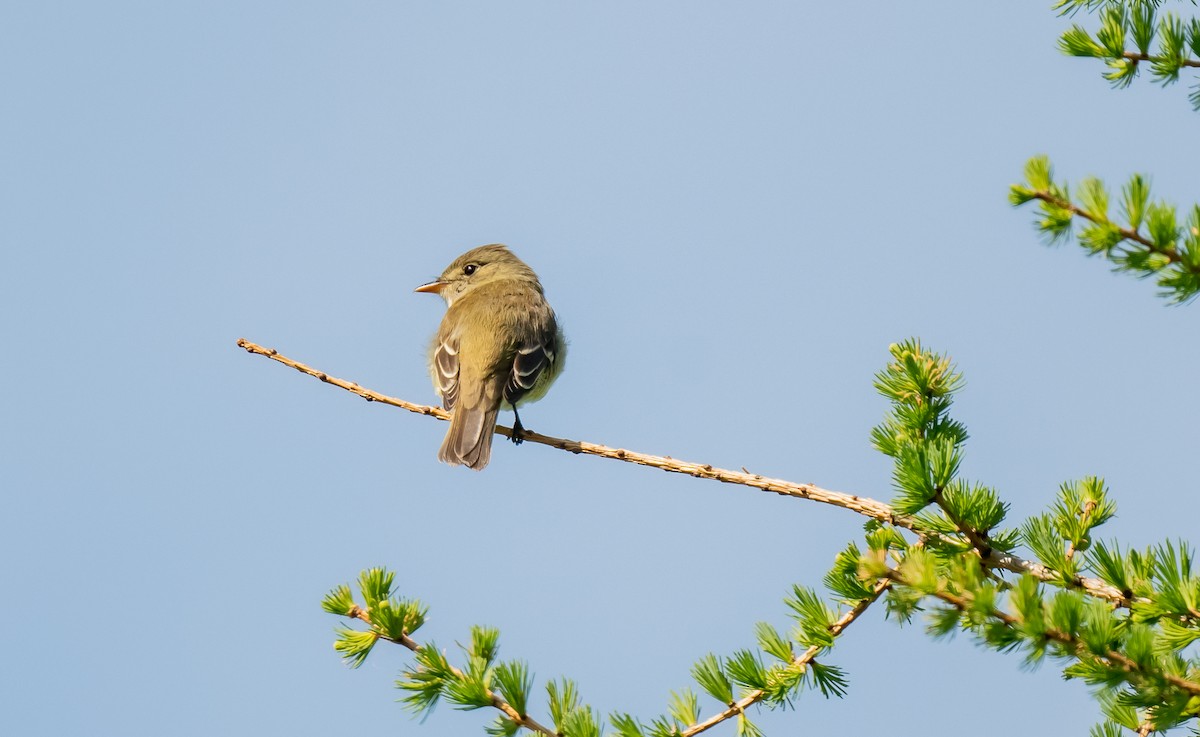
[438, 404, 500, 470]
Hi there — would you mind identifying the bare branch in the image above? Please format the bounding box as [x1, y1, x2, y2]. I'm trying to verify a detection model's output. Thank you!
[237, 338, 1131, 606]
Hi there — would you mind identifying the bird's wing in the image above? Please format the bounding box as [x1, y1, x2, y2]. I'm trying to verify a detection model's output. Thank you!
[503, 326, 557, 407]
[431, 331, 460, 410]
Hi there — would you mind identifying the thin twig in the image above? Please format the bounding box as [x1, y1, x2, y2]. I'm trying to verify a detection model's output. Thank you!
[896, 574, 1200, 698]
[1064, 498, 1099, 562]
[679, 579, 891, 737]
[1029, 189, 1182, 262]
[1122, 51, 1200, 69]
[347, 604, 422, 650]
[347, 605, 557, 736]
[932, 487, 993, 559]
[236, 338, 1131, 606]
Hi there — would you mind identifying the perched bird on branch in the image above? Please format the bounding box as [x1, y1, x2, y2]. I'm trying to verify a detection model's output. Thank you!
[415, 244, 566, 470]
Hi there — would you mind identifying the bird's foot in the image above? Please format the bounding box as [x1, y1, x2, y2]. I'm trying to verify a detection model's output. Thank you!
[510, 416, 526, 445]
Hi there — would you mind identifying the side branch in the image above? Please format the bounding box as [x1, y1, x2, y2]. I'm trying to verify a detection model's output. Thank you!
[237, 339, 1129, 606]
[346, 605, 556, 736]
[680, 580, 891, 737]
[932, 487, 993, 559]
[1029, 190, 1178, 261]
[900, 576, 1200, 699]
[1123, 51, 1200, 69]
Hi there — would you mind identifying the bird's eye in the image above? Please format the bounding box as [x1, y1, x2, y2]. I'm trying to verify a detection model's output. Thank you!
[463, 264, 478, 276]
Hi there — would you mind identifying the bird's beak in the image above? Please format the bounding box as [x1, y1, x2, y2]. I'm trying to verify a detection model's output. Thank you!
[414, 280, 446, 294]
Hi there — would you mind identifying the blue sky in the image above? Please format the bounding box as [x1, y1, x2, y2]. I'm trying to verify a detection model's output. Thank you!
[3, 3, 1198, 736]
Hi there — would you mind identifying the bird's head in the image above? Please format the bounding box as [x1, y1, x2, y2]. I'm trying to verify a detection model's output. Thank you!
[414, 244, 542, 306]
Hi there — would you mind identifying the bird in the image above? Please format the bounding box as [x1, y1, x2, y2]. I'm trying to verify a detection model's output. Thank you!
[415, 244, 566, 470]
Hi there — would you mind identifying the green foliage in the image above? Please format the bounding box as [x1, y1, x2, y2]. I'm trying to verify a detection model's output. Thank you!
[325, 568, 429, 668]
[692, 653, 734, 704]
[925, 604, 962, 640]
[735, 712, 763, 737]
[825, 542, 879, 602]
[1053, 1, 1187, 17]
[807, 662, 849, 698]
[1098, 689, 1143, 732]
[608, 712, 647, 737]
[1087, 540, 1137, 594]
[1052, 478, 1116, 550]
[1021, 477, 1118, 583]
[1008, 156, 1073, 242]
[871, 339, 969, 515]
[647, 714, 681, 737]
[545, 676, 579, 725]
[493, 661, 532, 717]
[725, 650, 768, 691]
[939, 481, 1013, 549]
[547, 678, 601, 737]
[321, 559, 892, 737]
[469, 625, 501, 665]
[1135, 540, 1200, 628]
[884, 520, 1200, 734]
[1024, 514, 1079, 581]
[320, 583, 356, 616]
[760, 659, 807, 705]
[485, 715, 522, 737]
[1055, 0, 1200, 108]
[370, 597, 427, 642]
[1011, 156, 1200, 303]
[785, 585, 837, 649]
[444, 649, 495, 710]
[359, 567, 395, 609]
[666, 689, 699, 728]
[398, 644, 455, 717]
[332, 627, 378, 668]
[871, 340, 1023, 568]
[866, 344, 1200, 730]
[755, 622, 795, 664]
[1158, 616, 1200, 653]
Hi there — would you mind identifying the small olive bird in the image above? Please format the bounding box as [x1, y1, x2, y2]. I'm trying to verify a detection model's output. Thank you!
[415, 244, 565, 470]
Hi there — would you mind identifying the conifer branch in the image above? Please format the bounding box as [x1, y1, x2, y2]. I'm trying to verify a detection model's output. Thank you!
[1064, 498, 1100, 562]
[1056, 3, 1200, 110]
[1010, 156, 1200, 304]
[937, 588, 1200, 697]
[886, 569, 1200, 699]
[931, 487, 993, 559]
[678, 580, 891, 737]
[1027, 189, 1179, 261]
[346, 604, 421, 650]
[345, 604, 556, 736]
[1123, 50, 1200, 68]
[237, 338, 1132, 608]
